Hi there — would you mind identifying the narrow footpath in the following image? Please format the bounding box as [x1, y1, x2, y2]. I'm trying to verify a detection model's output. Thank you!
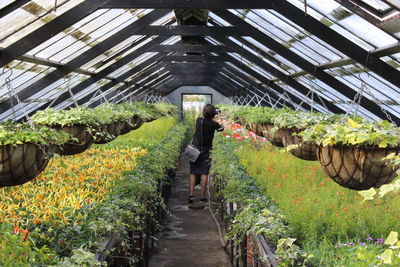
[149, 157, 231, 267]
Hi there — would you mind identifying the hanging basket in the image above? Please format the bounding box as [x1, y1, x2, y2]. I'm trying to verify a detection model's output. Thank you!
[0, 143, 52, 187]
[281, 128, 318, 161]
[261, 124, 284, 147]
[247, 123, 263, 136]
[94, 122, 125, 144]
[120, 115, 138, 135]
[120, 115, 144, 135]
[317, 145, 400, 190]
[146, 117, 158, 123]
[53, 125, 94, 155]
[131, 116, 144, 130]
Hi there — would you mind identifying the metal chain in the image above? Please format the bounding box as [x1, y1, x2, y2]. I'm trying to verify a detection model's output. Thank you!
[310, 88, 314, 112]
[362, 72, 396, 124]
[65, 76, 78, 107]
[1, 62, 16, 120]
[1, 51, 30, 121]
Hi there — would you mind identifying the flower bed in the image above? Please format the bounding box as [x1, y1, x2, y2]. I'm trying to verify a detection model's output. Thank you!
[211, 123, 309, 266]
[0, 116, 181, 266]
[226, 122, 400, 266]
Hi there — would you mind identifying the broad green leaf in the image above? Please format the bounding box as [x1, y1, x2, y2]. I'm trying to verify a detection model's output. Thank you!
[385, 231, 398, 246]
[379, 184, 395, 198]
[378, 140, 388, 148]
[359, 188, 376, 202]
[380, 249, 393, 264]
[348, 118, 360, 128]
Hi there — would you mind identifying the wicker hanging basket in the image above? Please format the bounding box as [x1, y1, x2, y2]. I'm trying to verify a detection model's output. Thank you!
[281, 128, 318, 161]
[94, 122, 125, 144]
[120, 115, 141, 135]
[0, 143, 52, 187]
[247, 123, 263, 136]
[53, 125, 94, 155]
[261, 124, 284, 147]
[317, 145, 400, 190]
[146, 117, 158, 123]
[131, 116, 145, 130]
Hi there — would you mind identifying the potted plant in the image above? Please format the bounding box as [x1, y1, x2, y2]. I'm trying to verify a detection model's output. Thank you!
[92, 105, 132, 144]
[31, 108, 99, 155]
[301, 118, 400, 190]
[242, 107, 271, 137]
[0, 122, 70, 186]
[272, 111, 340, 160]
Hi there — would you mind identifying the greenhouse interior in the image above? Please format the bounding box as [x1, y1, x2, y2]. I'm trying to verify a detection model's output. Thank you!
[1, 0, 400, 266]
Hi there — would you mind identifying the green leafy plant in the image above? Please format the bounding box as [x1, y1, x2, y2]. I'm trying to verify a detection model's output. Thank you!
[31, 107, 101, 127]
[54, 121, 187, 265]
[301, 118, 400, 148]
[0, 121, 71, 146]
[271, 111, 341, 130]
[211, 130, 309, 266]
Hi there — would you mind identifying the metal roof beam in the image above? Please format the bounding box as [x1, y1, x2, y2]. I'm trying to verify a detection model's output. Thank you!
[18, 55, 115, 80]
[271, 1, 400, 91]
[0, 0, 111, 67]
[160, 55, 227, 62]
[214, 36, 330, 112]
[90, 71, 172, 107]
[0, 9, 170, 116]
[214, 10, 399, 123]
[220, 53, 313, 110]
[101, 0, 274, 9]
[0, 0, 31, 19]
[135, 25, 243, 36]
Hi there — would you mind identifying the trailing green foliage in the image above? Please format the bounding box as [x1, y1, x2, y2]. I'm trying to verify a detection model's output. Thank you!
[100, 116, 178, 149]
[236, 139, 400, 265]
[301, 118, 400, 148]
[56, 122, 187, 265]
[0, 121, 71, 146]
[211, 133, 310, 266]
[31, 107, 102, 127]
[0, 116, 184, 266]
[31, 103, 178, 127]
[271, 111, 341, 130]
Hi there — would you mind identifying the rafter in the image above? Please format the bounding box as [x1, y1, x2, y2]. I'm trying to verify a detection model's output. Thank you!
[0, 9, 170, 116]
[213, 10, 400, 123]
[0, 0, 112, 67]
[101, 0, 274, 9]
[271, 1, 400, 89]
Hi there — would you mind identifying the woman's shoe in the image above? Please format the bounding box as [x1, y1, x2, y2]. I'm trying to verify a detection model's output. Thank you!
[188, 196, 194, 203]
[200, 198, 208, 203]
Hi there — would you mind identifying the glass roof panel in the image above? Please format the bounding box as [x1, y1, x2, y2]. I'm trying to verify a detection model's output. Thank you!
[361, 0, 392, 12]
[229, 9, 340, 65]
[288, 0, 397, 49]
[227, 37, 292, 75]
[0, 1, 16, 9]
[0, 0, 84, 48]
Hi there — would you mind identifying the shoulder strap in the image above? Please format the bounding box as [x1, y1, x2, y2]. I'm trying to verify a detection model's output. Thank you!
[200, 117, 204, 152]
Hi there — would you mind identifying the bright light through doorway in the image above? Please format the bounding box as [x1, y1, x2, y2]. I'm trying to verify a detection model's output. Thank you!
[182, 94, 212, 113]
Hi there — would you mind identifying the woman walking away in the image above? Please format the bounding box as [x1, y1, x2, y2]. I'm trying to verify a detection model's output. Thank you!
[188, 104, 223, 203]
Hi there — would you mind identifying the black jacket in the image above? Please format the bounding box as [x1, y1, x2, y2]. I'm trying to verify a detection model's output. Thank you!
[192, 117, 223, 152]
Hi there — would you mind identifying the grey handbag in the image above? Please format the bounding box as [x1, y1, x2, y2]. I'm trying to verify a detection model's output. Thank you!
[183, 118, 203, 162]
[182, 143, 201, 162]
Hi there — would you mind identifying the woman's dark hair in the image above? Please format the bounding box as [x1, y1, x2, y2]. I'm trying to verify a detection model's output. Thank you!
[203, 104, 217, 119]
